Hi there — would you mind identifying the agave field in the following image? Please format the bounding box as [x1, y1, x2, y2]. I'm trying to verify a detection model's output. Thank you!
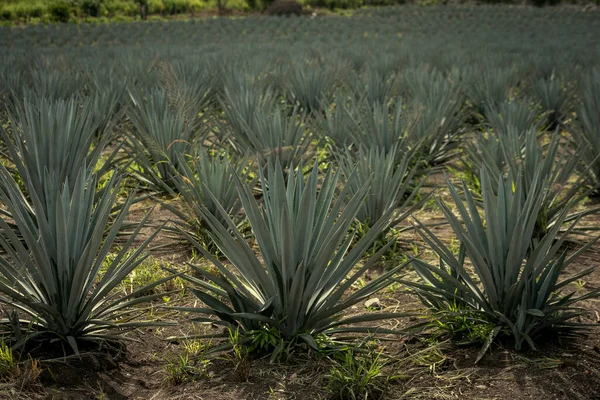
[0, 5, 600, 399]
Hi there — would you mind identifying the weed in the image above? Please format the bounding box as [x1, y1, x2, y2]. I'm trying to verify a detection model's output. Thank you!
[575, 279, 586, 294]
[229, 328, 250, 382]
[429, 303, 498, 346]
[327, 349, 391, 400]
[101, 252, 182, 297]
[163, 340, 212, 385]
[0, 341, 17, 380]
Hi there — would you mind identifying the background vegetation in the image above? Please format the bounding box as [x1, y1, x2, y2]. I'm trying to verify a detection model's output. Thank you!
[0, 0, 593, 23]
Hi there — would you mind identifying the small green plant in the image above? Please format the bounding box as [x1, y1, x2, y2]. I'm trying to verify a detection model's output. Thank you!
[246, 325, 284, 357]
[100, 251, 182, 297]
[575, 279, 586, 294]
[428, 302, 498, 345]
[164, 354, 201, 385]
[0, 340, 17, 380]
[164, 339, 212, 385]
[228, 328, 250, 382]
[327, 349, 390, 400]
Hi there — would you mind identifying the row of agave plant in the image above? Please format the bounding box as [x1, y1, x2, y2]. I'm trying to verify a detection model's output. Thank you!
[0, 64, 599, 365]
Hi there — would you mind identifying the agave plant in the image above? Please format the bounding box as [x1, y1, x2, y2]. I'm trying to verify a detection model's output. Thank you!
[218, 82, 277, 151]
[405, 70, 465, 167]
[340, 99, 410, 156]
[346, 66, 397, 106]
[1, 93, 115, 207]
[28, 64, 85, 101]
[467, 126, 590, 239]
[126, 87, 197, 191]
[175, 161, 407, 355]
[530, 75, 572, 130]
[483, 97, 545, 137]
[337, 144, 424, 230]
[88, 67, 131, 139]
[464, 66, 518, 115]
[0, 165, 167, 351]
[314, 92, 363, 151]
[574, 69, 600, 191]
[164, 149, 253, 247]
[463, 97, 544, 189]
[157, 60, 218, 131]
[286, 65, 334, 114]
[221, 101, 312, 173]
[403, 169, 600, 361]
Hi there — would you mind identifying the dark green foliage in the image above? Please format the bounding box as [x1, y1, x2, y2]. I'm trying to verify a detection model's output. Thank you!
[81, 0, 104, 17]
[48, 1, 72, 22]
[264, 0, 305, 16]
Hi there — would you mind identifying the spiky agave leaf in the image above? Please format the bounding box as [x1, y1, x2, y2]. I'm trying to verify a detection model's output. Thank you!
[471, 124, 591, 238]
[0, 165, 168, 351]
[177, 161, 408, 350]
[402, 169, 600, 360]
[313, 91, 363, 151]
[218, 81, 277, 153]
[158, 60, 218, 131]
[346, 66, 397, 106]
[87, 66, 130, 139]
[340, 98, 410, 156]
[464, 96, 542, 194]
[27, 63, 85, 101]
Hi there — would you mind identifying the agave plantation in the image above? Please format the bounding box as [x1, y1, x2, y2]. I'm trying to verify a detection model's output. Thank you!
[0, 5, 599, 399]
